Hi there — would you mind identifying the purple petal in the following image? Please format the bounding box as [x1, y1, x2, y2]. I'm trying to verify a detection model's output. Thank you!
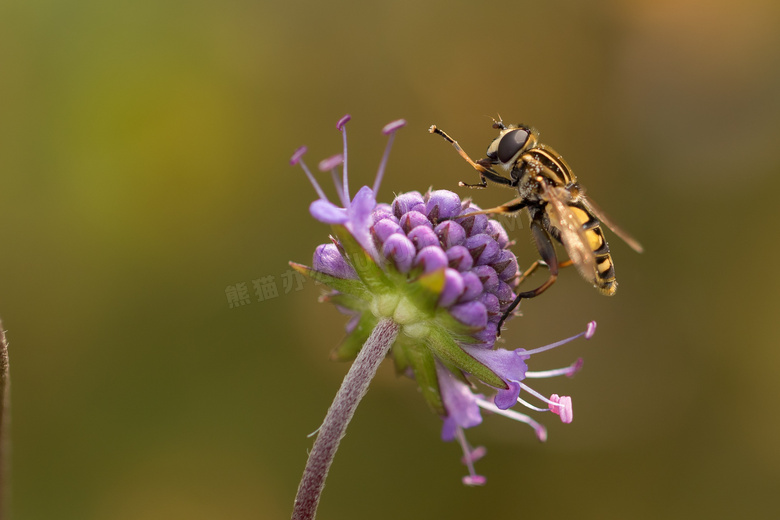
[382, 233, 416, 273]
[371, 218, 403, 247]
[461, 346, 529, 408]
[465, 235, 500, 266]
[491, 249, 519, 281]
[371, 203, 396, 224]
[494, 381, 522, 409]
[458, 272, 483, 303]
[471, 265, 499, 293]
[344, 311, 360, 334]
[459, 206, 488, 236]
[349, 185, 377, 223]
[449, 301, 487, 328]
[480, 292, 500, 320]
[486, 219, 511, 249]
[310, 199, 348, 224]
[439, 268, 465, 307]
[437, 362, 482, 441]
[407, 226, 440, 251]
[345, 186, 378, 254]
[392, 192, 425, 219]
[470, 321, 498, 349]
[446, 245, 474, 272]
[313, 243, 357, 279]
[494, 281, 517, 308]
[434, 220, 466, 249]
[399, 210, 432, 233]
[414, 246, 449, 273]
[426, 190, 463, 221]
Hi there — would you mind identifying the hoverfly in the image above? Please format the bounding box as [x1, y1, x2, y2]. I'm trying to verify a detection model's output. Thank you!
[429, 120, 643, 331]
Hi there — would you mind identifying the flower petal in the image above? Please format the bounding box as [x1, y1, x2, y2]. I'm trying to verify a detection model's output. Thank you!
[437, 362, 482, 441]
[313, 243, 358, 280]
[461, 346, 528, 409]
[310, 199, 348, 224]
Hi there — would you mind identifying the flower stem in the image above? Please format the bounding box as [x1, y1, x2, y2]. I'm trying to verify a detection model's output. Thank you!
[0, 319, 9, 520]
[292, 318, 400, 520]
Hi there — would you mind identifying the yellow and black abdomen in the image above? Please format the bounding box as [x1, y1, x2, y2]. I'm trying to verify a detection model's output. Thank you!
[572, 201, 616, 295]
[551, 201, 617, 296]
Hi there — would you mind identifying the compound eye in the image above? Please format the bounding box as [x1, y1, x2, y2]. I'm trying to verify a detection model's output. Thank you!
[497, 128, 529, 164]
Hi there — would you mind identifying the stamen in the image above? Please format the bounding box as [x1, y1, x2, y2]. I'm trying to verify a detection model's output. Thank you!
[336, 114, 351, 131]
[516, 396, 548, 412]
[460, 445, 487, 465]
[318, 154, 344, 172]
[476, 397, 547, 442]
[526, 358, 584, 379]
[382, 119, 407, 135]
[292, 148, 329, 202]
[585, 320, 597, 339]
[290, 145, 307, 165]
[373, 119, 407, 194]
[518, 382, 554, 405]
[337, 115, 351, 205]
[521, 321, 597, 356]
[463, 474, 487, 486]
[549, 394, 573, 423]
[454, 427, 486, 486]
[317, 154, 350, 207]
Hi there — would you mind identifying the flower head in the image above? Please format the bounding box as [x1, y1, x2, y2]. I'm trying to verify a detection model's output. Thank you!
[290, 115, 595, 485]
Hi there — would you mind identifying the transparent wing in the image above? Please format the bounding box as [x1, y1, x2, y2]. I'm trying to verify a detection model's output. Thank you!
[538, 181, 598, 284]
[580, 196, 644, 253]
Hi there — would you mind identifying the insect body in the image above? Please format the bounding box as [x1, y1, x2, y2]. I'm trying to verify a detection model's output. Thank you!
[429, 121, 643, 331]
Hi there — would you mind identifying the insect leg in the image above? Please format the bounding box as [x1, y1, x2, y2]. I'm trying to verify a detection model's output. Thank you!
[497, 221, 559, 335]
[428, 125, 514, 188]
[514, 258, 573, 287]
[461, 198, 526, 216]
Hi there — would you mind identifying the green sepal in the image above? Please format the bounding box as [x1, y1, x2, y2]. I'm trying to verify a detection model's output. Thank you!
[433, 307, 484, 338]
[390, 334, 412, 375]
[322, 292, 370, 312]
[404, 340, 444, 415]
[405, 269, 445, 317]
[331, 225, 393, 294]
[289, 262, 371, 301]
[426, 325, 507, 390]
[330, 312, 380, 361]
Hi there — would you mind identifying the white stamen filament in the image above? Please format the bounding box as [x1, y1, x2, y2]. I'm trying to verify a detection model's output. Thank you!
[373, 132, 394, 195]
[329, 168, 349, 208]
[340, 123, 350, 204]
[526, 360, 580, 379]
[454, 427, 481, 482]
[476, 397, 545, 433]
[297, 158, 330, 203]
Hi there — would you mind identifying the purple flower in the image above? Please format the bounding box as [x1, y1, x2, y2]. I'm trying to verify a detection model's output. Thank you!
[290, 115, 596, 486]
[290, 115, 406, 258]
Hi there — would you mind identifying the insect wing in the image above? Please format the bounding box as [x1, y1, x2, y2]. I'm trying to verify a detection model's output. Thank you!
[580, 197, 644, 253]
[539, 182, 598, 284]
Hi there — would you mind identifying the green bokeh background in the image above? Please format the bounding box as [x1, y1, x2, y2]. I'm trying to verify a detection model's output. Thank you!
[2, 0, 780, 518]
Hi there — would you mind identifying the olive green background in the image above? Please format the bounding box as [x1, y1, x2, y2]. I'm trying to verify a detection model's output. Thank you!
[2, 0, 779, 518]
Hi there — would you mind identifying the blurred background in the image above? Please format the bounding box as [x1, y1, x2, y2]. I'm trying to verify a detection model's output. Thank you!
[1, 0, 780, 518]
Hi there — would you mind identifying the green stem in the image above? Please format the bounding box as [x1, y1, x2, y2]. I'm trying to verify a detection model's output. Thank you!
[291, 318, 399, 520]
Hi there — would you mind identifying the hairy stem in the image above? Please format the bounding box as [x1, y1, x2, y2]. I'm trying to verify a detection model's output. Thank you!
[292, 318, 400, 520]
[0, 320, 9, 520]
